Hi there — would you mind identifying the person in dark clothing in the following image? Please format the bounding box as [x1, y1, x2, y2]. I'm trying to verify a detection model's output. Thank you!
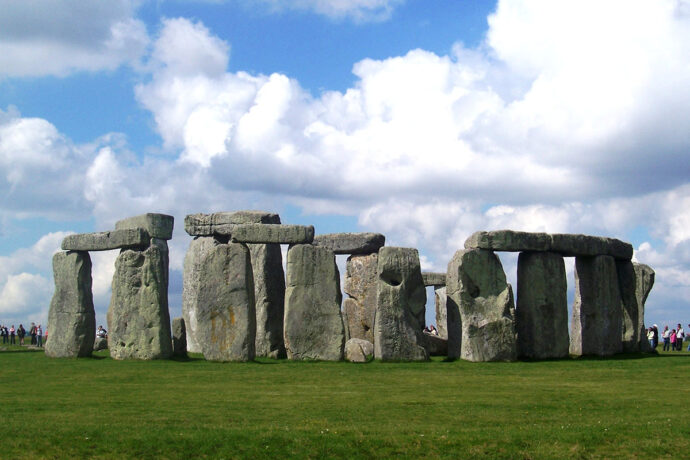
[17, 324, 26, 346]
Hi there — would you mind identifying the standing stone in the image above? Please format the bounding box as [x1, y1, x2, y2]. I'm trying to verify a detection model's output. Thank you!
[435, 287, 448, 339]
[284, 244, 344, 360]
[447, 249, 517, 362]
[617, 260, 640, 353]
[195, 242, 256, 362]
[634, 263, 655, 351]
[516, 252, 569, 359]
[344, 338, 374, 363]
[249, 243, 286, 358]
[570, 255, 623, 356]
[172, 317, 187, 357]
[343, 253, 378, 344]
[107, 242, 172, 360]
[182, 237, 223, 353]
[374, 247, 428, 361]
[45, 251, 96, 358]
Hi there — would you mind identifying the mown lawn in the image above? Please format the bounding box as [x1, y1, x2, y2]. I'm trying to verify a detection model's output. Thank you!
[0, 345, 688, 459]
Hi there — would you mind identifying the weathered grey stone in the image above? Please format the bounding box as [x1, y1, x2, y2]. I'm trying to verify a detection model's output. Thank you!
[550, 234, 632, 260]
[182, 237, 223, 353]
[184, 211, 280, 236]
[434, 287, 448, 340]
[344, 338, 374, 363]
[61, 228, 150, 251]
[447, 249, 517, 362]
[107, 242, 172, 360]
[516, 252, 569, 359]
[374, 247, 428, 361]
[230, 224, 314, 244]
[249, 243, 286, 358]
[445, 287, 462, 359]
[617, 260, 639, 353]
[45, 251, 95, 358]
[93, 336, 108, 351]
[195, 242, 256, 362]
[422, 333, 448, 356]
[343, 253, 378, 343]
[115, 213, 174, 240]
[634, 263, 655, 352]
[172, 317, 187, 357]
[465, 230, 552, 253]
[570, 255, 623, 356]
[312, 232, 385, 255]
[422, 272, 446, 287]
[284, 244, 344, 360]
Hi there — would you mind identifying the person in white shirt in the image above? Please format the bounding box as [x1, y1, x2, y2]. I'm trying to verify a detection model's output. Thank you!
[676, 324, 684, 351]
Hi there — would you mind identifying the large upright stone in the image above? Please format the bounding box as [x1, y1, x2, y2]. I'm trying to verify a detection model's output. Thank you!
[45, 251, 96, 358]
[195, 243, 256, 362]
[107, 242, 172, 360]
[343, 253, 378, 343]
[570, 255, 623, 356]
[634, 263, 655, 351]
[172, 317, 187, 357]
[434, 287, 448, 340]
[115, 213, 174, 240]
[61, 228, 150, 251]
[516, 252, 569, 359]
[374, 247, 428, 361]
[185, 211, 280, 236]
[447, 249, 517, 362]
[312, 232, 385, 255]
[230, 224, 314, 244]
[182, 236, 223, 353]
[249, 243, 286, 358]
[284, 244, 345, 360]
[617, 260, 640, 353]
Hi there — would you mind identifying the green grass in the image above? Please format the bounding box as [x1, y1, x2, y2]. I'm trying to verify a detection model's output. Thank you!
[1, 345, 689, 459]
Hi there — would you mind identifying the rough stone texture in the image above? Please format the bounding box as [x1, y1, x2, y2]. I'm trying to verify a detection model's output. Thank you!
[93, 336, 108, 351]
[447, 249, 517, 362]
[374, 247, 428, 361]
[516, 252, 569, 359]
[185, 211, 280, 236]
[464, 230, 633, 260]
[284, 244, 345, 361]
[422, 333, 448, 356]
[249, 243, 286, 358]
[434, 287, 448, 340]
[115, 213, 174, 240]
[61, 228, 150, 251]
[634, 263, 655, 352]
[45, 251, 96, 358]
[172, 317, 187, 357]
[570, 255, 623, 356]
[230, 224, 314, 244]
[107, 242, 173, 360]
[312, 232, 385, 255]
[422, 272, 446, 287]
[344, 338, 374, 363]
[343, 253, 378, 343]
[617, 261, 640, 353]
[195, 242, 256, 362]
[445, 286, 462, 359]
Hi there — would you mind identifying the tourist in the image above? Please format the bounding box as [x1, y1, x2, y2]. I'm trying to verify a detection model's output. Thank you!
[17, 324, 25, 346]
[662, 326, 671, 351]
[670, 329, 677, 351]
[36, 325, 43, 348]
[30, 322, 37, 345]
[0, 325, 6, 344]
[9, 325, 16, 345]
[96, 325, 107, 338]
[652, 325, 659, 349]
[429, 325, 439, 336]
[676, 324, 684, 351]
[647, 328, 654, 349]
[687, 324, 690, 351]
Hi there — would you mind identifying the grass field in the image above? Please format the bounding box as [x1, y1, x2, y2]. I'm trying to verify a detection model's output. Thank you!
[1, 345, 689, 459]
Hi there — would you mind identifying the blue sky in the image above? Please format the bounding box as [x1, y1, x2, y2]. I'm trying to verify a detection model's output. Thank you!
[1, 0, 689, 332]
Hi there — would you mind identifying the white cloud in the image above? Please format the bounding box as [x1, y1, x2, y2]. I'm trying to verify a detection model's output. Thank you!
[0, 0, 148, 77]
[247, 0, 404, 22]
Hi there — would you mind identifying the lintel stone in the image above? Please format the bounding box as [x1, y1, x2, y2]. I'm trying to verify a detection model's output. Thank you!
[422, 272, 446, 287]
[61, 228, 150, 251]
[312, 232, 385, 254]
[115, 213, 174, 240]
[229, 224, 314, 244]
[185, 211, 280, 236]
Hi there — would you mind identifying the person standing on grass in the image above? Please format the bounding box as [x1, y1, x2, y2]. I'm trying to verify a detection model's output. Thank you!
[9, 325, 15, 345]
[676, 324, 684, 351]
[662, 326, 671, 351]
[17, 324, 25, 346]
[648, 328, 655, 348]
[0, 324, 6, 344]
[30, 323, 36, 345]
[36, 325, 43, 348]
[686, 324, 690, 351]
[653, 325, 660, 349]
[670, 329, 677, 351]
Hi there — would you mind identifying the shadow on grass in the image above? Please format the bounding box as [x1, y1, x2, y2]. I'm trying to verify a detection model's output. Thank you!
[0, 346, 45, 353]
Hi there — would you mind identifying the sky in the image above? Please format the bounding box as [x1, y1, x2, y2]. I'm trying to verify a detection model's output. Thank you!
[1, 0, 689, 332]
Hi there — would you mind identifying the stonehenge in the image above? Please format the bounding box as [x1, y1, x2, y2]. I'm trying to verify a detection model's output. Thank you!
[47, 215, 657, 363]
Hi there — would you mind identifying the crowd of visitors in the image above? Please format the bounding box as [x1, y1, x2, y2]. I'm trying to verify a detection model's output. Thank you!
[0, 322, 45, 347]
[647, 323, 690, 351]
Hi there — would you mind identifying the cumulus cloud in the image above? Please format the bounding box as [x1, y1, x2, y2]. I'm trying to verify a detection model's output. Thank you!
[0, 0, 148, 77]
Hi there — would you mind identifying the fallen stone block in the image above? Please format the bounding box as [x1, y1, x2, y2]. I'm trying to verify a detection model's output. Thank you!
[230, 224, 314, 244]
[344, 338, 374, 363]
[61, 228, 150, 251]
[422, 333, 448, 356]
[374, 247, 428, 361]
[422, 272, 446, 286]
[312, 232, 385, 255]
[93, 336, 108, 351]
[45, 251, 96, 358]
[185, 211, 280, 236]
[115, 213, 174, 240]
